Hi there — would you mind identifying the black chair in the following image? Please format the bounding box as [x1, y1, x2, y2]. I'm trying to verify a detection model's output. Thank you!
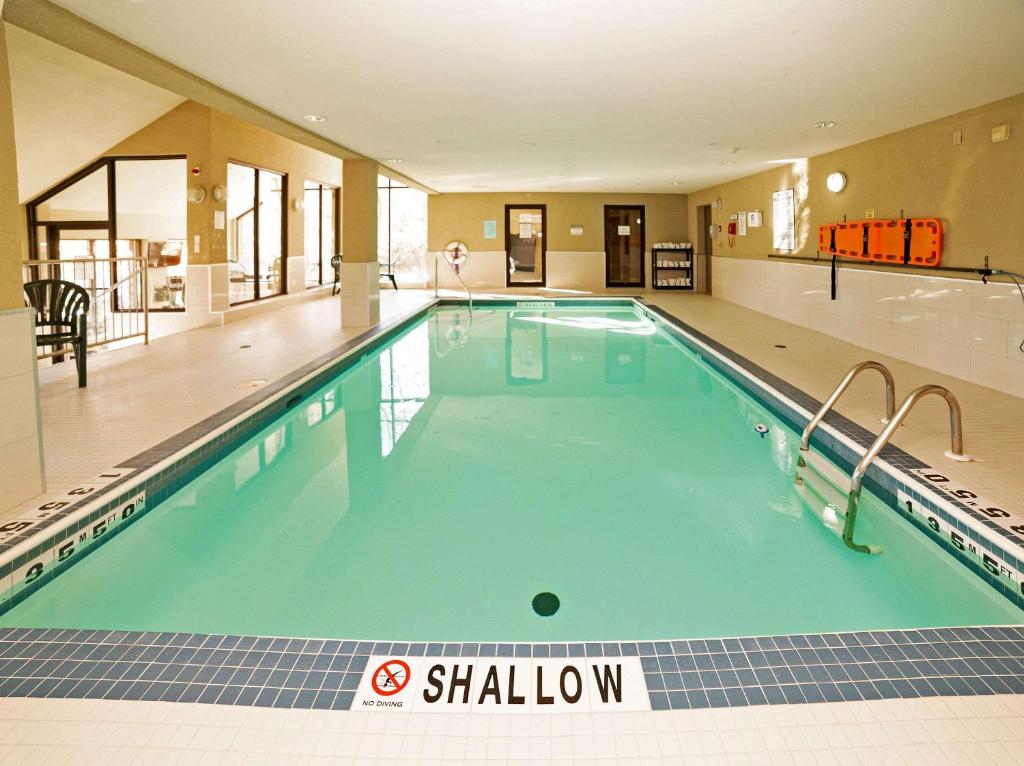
[331, 255, 398, 294]
[24, 279, 90, 387]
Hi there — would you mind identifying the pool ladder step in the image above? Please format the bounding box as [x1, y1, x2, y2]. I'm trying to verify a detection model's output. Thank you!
[795, 360, 971, 556]
[794, 452, 850, 539]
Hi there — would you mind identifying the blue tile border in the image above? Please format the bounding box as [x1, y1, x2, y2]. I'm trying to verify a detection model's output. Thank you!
[1, 292, 1020, 688]
[0, 302, 445, 609]
[0, 626, 1021, 711]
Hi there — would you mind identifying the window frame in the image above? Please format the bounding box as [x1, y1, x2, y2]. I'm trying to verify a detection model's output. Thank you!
[227, 160, 289, 306]
[303, 179, 339, 288]
[25, 155, 189, 313]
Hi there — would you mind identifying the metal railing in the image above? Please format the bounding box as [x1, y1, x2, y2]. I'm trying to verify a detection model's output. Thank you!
[433, 251, 473, 312]
[843, 384, 969, 555]
[22, 258, 149, 360]
[799, 361, 896, 452]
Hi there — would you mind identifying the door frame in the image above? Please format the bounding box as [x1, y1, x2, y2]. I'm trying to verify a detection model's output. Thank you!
[504, 204, 547, 288]
[603, 204, 645, 288]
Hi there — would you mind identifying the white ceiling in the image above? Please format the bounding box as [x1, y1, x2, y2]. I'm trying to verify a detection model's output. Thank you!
[5, 23, 184, 202]
[43, 0, 1024, 193]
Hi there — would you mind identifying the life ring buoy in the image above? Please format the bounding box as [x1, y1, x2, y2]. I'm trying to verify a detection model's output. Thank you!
[444, 241, 469, 273]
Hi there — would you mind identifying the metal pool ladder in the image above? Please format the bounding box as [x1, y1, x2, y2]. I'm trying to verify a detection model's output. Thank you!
[433, 251, 474, 312]
[795, 362, 970, 555]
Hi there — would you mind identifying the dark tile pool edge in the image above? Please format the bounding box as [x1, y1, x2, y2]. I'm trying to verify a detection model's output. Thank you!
[639, 301, 1024, 612]
[0, 300, 444, 604]
[0, 626, 1021, 712]
[0, 297, 645, 611]
[0, 298, 1022, 712]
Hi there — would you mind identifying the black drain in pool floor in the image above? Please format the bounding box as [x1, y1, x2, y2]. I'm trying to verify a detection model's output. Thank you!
[532, 592, 559, 616]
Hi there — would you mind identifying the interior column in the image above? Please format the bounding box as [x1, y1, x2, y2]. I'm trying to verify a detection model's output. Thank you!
[0, 20, 47, 508]
[340, 159, 380, 327]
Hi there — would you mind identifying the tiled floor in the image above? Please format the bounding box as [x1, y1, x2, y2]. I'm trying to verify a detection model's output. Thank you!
[20, 289, 434, 507]
[2, 693, 1023, 764]
[4, 286, 1024, 761]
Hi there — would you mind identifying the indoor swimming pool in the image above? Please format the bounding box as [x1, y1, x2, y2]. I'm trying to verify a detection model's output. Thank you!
[1, 302, 1020, 642]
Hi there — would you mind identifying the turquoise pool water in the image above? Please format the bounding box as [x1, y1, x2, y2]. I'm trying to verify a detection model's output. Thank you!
[3, 306, 1020, 640]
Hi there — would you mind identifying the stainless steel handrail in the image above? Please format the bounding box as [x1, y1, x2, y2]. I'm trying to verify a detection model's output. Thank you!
[23, 257, 150, 356]
[433, 251, 473, 312]
[843, 384, 970, 555]
[799, 361, 895, 452]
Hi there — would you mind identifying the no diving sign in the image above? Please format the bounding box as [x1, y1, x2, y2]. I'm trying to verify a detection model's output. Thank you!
[371, 659, 410, 696]
[353, 655, 649, 713]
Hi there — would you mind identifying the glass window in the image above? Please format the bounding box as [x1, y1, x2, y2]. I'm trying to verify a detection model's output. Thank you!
[303, 180, 338, 287]
[228, 163, 286, 305]
[33, 165, 108, 222]
[228, 163, 257, 304]
[115, 158, 187, 311]
[378, 175, 427, 285]
[258, 170, 284, 298]
[322, 187, 336, 281]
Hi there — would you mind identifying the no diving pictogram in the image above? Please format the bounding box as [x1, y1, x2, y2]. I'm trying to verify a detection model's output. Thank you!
[371, 659, 411, 696]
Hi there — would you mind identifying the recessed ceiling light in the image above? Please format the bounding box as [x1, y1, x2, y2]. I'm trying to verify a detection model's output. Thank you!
[523, 143, 536, 148]
[385, 158, 403, 164]
[672, 182, 681, 186]
[814, 120, 837, 128]
[721, 160, 734, 166]
[303, 114, 326, 122]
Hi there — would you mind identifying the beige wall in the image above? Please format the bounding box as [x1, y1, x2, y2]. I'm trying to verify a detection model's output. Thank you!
[0, 21, 22, 310]
[428, 192, 688, 253]
[341, 159, 377, 264]
[687, 92, 1023, 273]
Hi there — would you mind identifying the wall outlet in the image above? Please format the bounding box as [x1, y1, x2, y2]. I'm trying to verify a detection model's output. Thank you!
[865, 208, 875, 219]
[991, 123, 1010, 142]
[952, 128, 963, 145]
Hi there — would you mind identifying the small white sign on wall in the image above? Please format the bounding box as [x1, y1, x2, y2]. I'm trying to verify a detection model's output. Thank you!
[519, 223, 533, 238]
[214, 210, 225, 230]
[738, 211, 747, 236]
[569, 225, 583, 236]
[772, 188, 796, 251]
[617, 225, 630, 235]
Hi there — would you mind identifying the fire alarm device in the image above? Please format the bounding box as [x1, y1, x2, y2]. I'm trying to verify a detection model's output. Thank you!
[191, 166, 201, 176]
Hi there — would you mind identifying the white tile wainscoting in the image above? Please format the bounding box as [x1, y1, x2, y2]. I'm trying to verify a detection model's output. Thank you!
[711, 256, 1024, 398]
[339, 261, 382, 327]
[546, 251, 607, 291]
[431, 251, 506, 290]
[429, 251, 687, 292]
[0, 308, 45, 510]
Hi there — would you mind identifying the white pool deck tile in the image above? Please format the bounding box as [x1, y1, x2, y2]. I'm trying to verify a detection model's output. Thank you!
[9, 289, 434, 513]
[1, 694, 1024, 764]
[3, 287, 1024, 760]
